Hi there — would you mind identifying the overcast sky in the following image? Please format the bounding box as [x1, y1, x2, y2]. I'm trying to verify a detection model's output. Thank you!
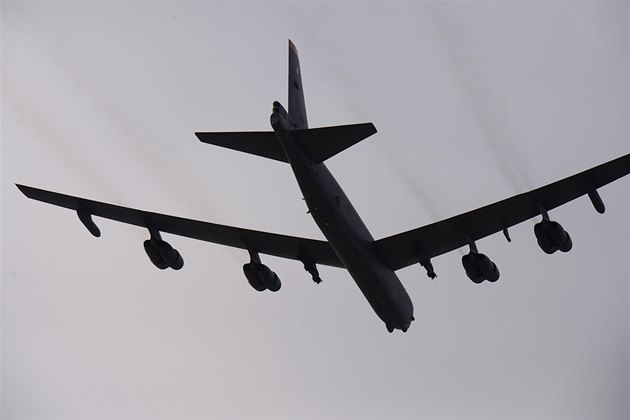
[2, 2, 629, 419]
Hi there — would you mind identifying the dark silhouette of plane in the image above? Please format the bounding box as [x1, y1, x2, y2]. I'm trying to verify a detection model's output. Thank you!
[17, 40, 630, 332]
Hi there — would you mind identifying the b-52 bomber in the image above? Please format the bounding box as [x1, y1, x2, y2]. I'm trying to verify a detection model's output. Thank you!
[18, 40, 630, 333]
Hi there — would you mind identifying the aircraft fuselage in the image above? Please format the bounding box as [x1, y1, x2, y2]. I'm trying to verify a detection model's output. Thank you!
[271, 102, 414, 331]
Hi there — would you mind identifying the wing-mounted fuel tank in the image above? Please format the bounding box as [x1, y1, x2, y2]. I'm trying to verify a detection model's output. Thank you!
[534, 206, 572, 254]
[243, 249, 281, 292]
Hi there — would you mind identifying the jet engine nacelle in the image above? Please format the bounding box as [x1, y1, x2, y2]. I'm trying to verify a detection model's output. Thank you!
[243, 262, 281, 292]
[143, 239, 184, 270]
[462, 252, 500, 283]
[534, 220, 572, 254]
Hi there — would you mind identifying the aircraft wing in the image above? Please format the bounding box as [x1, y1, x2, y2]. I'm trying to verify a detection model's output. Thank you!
[374, 153, 630, 271]
[16, 184, 343, 268]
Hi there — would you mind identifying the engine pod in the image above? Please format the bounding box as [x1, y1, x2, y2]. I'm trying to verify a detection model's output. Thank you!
[243, 263, 267, 291]
[144, 239, 169, 270]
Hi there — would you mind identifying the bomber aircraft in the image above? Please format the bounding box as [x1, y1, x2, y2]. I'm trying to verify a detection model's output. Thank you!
[18, 41, 630, 332]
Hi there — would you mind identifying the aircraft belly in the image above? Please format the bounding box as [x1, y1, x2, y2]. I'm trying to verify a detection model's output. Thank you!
[307, 187, 413, 327]
[318, 218, 414, 329]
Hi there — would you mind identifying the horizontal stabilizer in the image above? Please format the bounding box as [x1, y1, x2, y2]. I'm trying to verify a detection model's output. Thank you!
[197, 122, 376, 163]
[195, 131, 288, 162]
[294, 123, 377, 163]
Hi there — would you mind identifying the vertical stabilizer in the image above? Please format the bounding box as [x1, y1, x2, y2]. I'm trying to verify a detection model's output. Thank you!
[288, 40, 308, 129]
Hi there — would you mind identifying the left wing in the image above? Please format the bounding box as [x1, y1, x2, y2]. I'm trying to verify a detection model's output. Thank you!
[374, 153, 630, 271]
[16, 184, 343, 268]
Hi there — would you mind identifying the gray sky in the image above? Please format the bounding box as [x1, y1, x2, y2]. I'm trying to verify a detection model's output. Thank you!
[2, 2, 629, 418]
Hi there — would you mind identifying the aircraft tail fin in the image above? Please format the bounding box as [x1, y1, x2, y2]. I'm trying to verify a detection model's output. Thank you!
[289, 40, 308, 129]
[196, 41, 376, 163]
[286, 41, 376, 162]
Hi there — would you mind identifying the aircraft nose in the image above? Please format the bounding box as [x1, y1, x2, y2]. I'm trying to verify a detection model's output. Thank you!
[398, 293, 414, 332]
[401, 320, 412, 332]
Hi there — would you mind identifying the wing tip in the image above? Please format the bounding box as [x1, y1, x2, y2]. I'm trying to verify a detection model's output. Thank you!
[195, 132, 216, 144]
[16, 183, 32, 197]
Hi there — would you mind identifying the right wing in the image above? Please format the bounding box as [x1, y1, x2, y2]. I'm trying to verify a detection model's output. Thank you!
[374, 153, 630, 271]
[16, 184, 343, 268]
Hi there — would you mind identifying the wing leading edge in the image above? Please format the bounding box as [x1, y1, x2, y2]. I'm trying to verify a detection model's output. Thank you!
[374, 153, 630, 271]
[16, 184, 343, 268]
